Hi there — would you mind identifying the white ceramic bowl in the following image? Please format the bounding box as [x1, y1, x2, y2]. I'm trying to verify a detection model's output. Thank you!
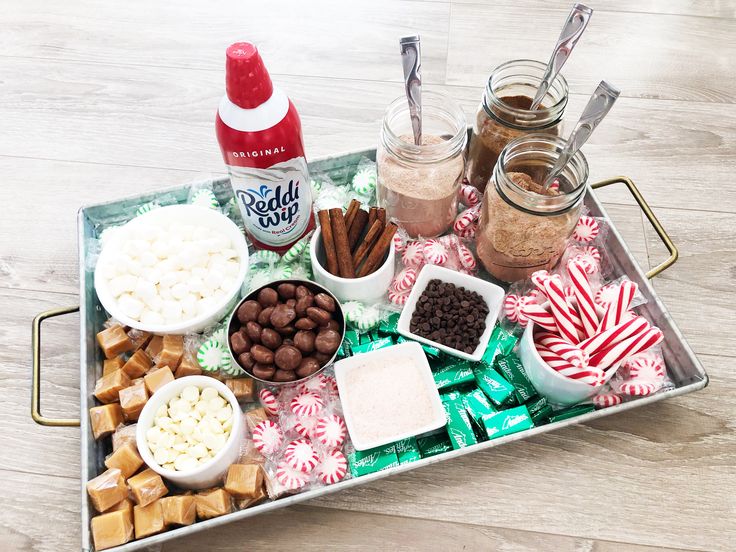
[518, 323, 611, 406]
[136, 376, 244, 490]
[397, 264, 505, 362]
[309, 227, 395, 303]
[94, 204, 249, 334]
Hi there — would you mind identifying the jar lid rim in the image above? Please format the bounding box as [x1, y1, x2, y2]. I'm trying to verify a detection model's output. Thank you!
[485, 59, 569, 117]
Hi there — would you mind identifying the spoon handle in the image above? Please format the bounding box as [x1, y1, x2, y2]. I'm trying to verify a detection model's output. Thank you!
[544, 80, 620, 189]
[530, 3, 593, 110]
[400, 35, 422, 145]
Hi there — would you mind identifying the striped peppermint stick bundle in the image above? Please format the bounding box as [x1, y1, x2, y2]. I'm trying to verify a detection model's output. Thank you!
[536, 344, 605, 385]
[597, 280, 638, 332]
[520, 302, 559, 332]
[543, 275, 581, 344]
[590, 326, 664, 370]
[579, 315, 650, 356]
[567, 259, 599, 339]
[535, 332, 589, 368]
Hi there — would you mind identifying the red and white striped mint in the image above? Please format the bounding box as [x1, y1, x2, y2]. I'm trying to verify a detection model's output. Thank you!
[593, 393, 623, 408]
[422, 239, 449, 265]
[457, 242, 477, 270]
[392, 268, 418, 292]
[293, 416, 319, 439]
[455, 221, 477, 239]
[388, 288, 410, 306]
[297, 373, 328, 394]
[573, 246, 602, 274]
[313, 414, 347, 449]
[252, 420, 283, 456]
[453, 206, 480, 232]
[547, 178, 561, 192]
[318, 449, 348, 485]
[504, 294, 532, 325]
[290, 392, 324, 417]
[458, 184, 480, 207]
[626, 356, 665, 381]
[594, 284, 619, 308]
[618, 380, 658, 397]
[284, 438, 319, 473]
[323, 374, 339, 399]
[258, 388, 279, 416]
[572, 216, 600, 243]
[402, 241, 424, 268]
[275, 461, 308, 490]
[392, 233, 405, 254]
[528, 289, 546, 304]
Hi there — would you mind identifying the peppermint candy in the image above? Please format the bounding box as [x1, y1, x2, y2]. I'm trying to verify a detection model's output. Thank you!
[351, 166, 377, 196]
[324, 375, 339, 399]
[196, 338, 230, 373]
[402, 241, 424, 268]
[573, 246, 601, 275]
[293, 416, 319, 439]
[313, 414, 346, 449]
[297, 374, 328, 394]
[318, 449, 348, 485]
[453, 207, 479, 233]
[455, 221, 477, 239]
[135, 201, 161, 217]
[593, 393, 623, 408]
[341, 301, 365, 325]
[282, 237, 309, 263]
[594, 284, 619, 307]
[392, 233, 405, 254]
[258, 388, 280, 416]
[276, 461, 308, 490]
[573, 216, 600, 243]
[190, 189, 219, 210]
[457, 242, 477, 270]
[290, 392, 324, 417]
[422, 239, 449, 265]
[250, 249, 281, 268]
[392, 268, 417, 292]
[626, 356, 665, 381]
[503, 294, 523, 323]
[618, 380, 658, 397]
[388, 288, 410, 306]
[284, 439, 319, 473]
[458, 184, 480, 207]
[547, 179, 560, 192]
[528, 289, 546, 304]
[252, 420, 283, 456]
[353, 305, 381, 332]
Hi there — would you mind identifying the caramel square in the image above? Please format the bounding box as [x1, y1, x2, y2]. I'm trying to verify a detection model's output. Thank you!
[158, 335, 184, 369]
[133, 499, 165, 539]
[103, 356, 125, 376]
[127, 328, 153, 351]
[161, 495, 196, 526]
[145, 335, 164, 359]
[97, 325, 134, 359]
[225, 378, 255, 402]
[175, 352, 202, 378]
[104, 441, 144, 478]
[89, 404, 124, 440]
[108, 497, 134, 517]
[87, 468, 128, 513]
[128, 468, 168, 507]
[91, 509, 134, 550]
[195, 488, 232, 519]
[244, 407, 268, 431]
[144, 366, 175, 395]
[94, 369, 131, 404]
[224, 464, 264, 499]
[119, 380, 149, 421]
[235, 484, 267, 510]
[112, 422, 137, 451]
[122, 349, 152, 379]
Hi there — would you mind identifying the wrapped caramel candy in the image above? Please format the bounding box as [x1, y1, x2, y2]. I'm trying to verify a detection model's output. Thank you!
[161, 495, 196, 526]
[133, 499, 165, 539]
[144, 366, 174, 395]
[89, 404, 124, 440]
[119, 380, 149, 422]
[108, 497, 134, 517]
[86, 468, 128, 513]
[195, 488, 232, 520]
[97, 325, 134, 359]
[237, 439, 266, 465]
[128, 468, 168, 507]
[94, 369, 131, 404]
[145, 335, 164, 359]
[158, 335, 184, 368]
[244, 407, 268, 432]
[91, 509, 134, 550]
[235, 484, 267, 510]
[175, 351, 202, 378]
[225, 378, 255, 402]
[102, 356, 125, 376]
[121, 349, 152, 379]
[112, 422, 137, 451]
[224, 464, 264, 499]
[127, 328, 152, 351]
[104, 442, 144, 479]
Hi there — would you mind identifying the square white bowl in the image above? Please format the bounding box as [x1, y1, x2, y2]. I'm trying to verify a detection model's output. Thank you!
[397, 265, 505, 362]
[334, 341, 446, 451]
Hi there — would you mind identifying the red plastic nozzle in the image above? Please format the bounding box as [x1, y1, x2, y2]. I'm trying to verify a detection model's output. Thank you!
[225, 42, 274, 109]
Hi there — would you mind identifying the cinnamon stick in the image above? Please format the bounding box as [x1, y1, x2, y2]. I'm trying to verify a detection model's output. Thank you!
[356, 223, 398, 277]
[352, 219, 384, 270]
[329, 208, 355, 278]
[318, 210, 339, 275]
[347, 208, 369, 251]
[344, 199, 361, 231]
[367, 207, 378, 229]
[376, 207, 386, 226]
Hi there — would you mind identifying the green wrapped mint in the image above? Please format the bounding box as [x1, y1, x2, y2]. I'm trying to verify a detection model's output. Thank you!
[433, 361, 475, 391]
[343, 330, 360, 350]
[378, 313, 400, 336]
[394, 437, 422, 464]
[351, 336, 394, 355]
[417, 432, 453, 457]
[482, 405, 534, 440]
[525, 396, 553, 425]
[480, 325, 519, 368]
[463, 388, 497, 426]
[495, 353, 537, 403]
[348, 443, 399, 477]
[442, 398, 478, 449]
[549, 403, 595, 423]
[474, 364, 516, 407]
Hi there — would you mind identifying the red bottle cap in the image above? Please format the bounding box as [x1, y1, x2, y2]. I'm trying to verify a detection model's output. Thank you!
[225, 42, 274, 109]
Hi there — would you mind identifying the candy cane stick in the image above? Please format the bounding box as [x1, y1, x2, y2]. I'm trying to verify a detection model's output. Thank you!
[537, 344, 604, 386]
[565, 297, 586, 341]
[543, 275, 580, 344]
[535, 332, 588, 368]
[530, 270, 551, 295]
[590, 327, 664, 370]
[520, 303, 558, 332]
[567, 259, 599, 339]
[535, 344, 576, 371]
[578, 316, 650, 355]
[597, 280, 638, 333]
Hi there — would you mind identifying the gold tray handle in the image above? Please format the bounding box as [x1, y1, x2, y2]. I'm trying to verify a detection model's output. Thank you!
[591, 176, 678, 279]
[32, 305, 81, 427]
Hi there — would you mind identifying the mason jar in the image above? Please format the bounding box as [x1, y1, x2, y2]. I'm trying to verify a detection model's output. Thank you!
[476, 133, 588, 283]
[466, 59, 568, 193]
[376, 91, 467, 238]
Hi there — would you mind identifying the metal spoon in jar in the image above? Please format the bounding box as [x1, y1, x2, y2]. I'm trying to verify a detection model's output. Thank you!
[400, 35, 422, 145]
[543, 80, 620, 190]
[530, 3, 593, 110]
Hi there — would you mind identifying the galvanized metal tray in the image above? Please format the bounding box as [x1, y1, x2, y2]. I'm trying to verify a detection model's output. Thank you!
[31, 147, 707, 551]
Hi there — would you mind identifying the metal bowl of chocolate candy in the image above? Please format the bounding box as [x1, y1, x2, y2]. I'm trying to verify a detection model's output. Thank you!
[226, 279, 345, 385]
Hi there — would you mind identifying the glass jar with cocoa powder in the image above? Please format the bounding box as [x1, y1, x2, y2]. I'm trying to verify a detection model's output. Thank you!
[476, 133, 588, 283]
[377, 91, 467, 238]
[466, 59, 568, 193]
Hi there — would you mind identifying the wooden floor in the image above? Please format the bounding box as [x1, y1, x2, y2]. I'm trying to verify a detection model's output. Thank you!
[2, 1, 735, 550]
